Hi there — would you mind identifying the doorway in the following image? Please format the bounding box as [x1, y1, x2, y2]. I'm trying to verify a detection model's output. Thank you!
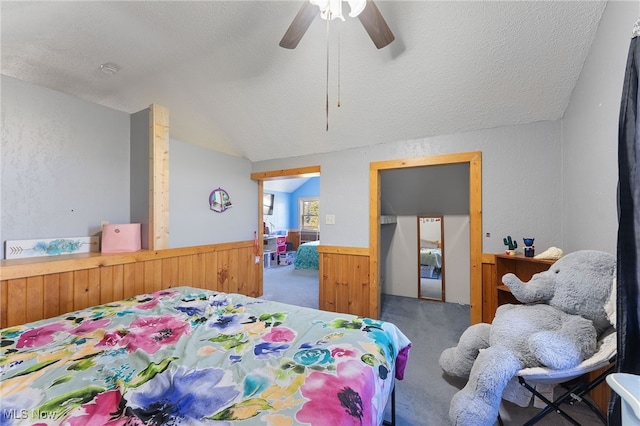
[250, 166, 321, 304]
[369, 152, 483, 323]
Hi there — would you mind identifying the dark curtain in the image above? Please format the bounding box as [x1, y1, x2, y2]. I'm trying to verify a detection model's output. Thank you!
[611, 24, 640, 426]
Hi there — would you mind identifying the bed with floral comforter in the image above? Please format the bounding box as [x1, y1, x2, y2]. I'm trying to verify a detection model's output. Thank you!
[0, 286, 411, 425]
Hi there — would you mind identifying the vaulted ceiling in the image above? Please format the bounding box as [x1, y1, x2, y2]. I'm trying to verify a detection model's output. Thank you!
[1, 1, 607, 162]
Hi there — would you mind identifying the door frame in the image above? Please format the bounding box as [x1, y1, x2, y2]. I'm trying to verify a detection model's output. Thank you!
[369, 152, 483, 323]
[250, 166, 321, 288]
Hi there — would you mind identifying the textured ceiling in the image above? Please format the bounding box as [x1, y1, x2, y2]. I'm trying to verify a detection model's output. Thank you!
[1, 1, 607, 162]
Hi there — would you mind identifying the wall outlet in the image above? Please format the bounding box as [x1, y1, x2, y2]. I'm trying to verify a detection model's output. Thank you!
[325, 214, 335, 225]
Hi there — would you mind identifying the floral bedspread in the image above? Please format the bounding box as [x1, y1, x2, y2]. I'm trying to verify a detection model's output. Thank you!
[1, 286, 411, 425]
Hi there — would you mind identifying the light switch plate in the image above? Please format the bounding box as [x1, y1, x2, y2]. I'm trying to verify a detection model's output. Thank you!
[325, 214, 335, 225]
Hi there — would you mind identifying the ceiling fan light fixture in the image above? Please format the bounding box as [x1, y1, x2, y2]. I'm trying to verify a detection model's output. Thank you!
[347, 0, 367, 17]
[310, 0, 366, 21]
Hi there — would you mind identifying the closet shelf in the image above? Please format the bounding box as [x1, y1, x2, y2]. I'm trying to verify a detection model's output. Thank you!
[380, 215, 397, 224]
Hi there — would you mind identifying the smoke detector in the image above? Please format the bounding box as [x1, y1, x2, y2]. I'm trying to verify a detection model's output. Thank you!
[99, 63, 120, 76]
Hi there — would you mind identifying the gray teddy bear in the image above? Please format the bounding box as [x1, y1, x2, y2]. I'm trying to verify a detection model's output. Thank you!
[439, 250, 616, 426]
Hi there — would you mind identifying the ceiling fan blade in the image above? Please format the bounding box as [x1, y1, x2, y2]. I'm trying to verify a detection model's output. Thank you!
[279, 2, 318, 49]
[358, 0, 395, 49]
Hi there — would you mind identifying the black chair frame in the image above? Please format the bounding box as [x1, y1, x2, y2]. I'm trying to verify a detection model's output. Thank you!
[514, 356, 616, 426]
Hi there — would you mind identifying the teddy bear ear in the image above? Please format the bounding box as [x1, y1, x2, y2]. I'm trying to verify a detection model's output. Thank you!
[604, 274, 617, 328]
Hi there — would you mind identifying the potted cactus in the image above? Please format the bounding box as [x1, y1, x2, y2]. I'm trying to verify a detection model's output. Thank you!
[503, 236, 518, 255]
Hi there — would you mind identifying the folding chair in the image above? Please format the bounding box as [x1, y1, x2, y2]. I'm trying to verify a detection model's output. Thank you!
[499, 331, 617, 426]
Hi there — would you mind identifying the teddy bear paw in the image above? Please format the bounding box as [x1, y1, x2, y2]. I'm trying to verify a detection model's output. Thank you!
[449, 389, 498, 426]
[439, 347, 474, 378]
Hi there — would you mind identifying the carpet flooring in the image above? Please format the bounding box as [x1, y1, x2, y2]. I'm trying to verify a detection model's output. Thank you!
[261, 265, 605, 425]
[261, 264, 318, 309]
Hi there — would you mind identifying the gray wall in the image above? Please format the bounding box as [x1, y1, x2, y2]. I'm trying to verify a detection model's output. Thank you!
[0, 76, 257, 258]
[254, 121, 564, 255]
[385, 215, 470, 304]
[561, 1, 638, 254]
[130, 108, 151, 249]
[169, 139, 257, 247]
[1, 75, 131, 259]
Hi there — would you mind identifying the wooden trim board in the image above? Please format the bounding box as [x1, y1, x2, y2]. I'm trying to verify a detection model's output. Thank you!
[369, 151, 483, 323]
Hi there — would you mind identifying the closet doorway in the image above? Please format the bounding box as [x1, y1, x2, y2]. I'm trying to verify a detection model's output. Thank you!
[369, 152, 483, 323]
[250, 166, 321, 302]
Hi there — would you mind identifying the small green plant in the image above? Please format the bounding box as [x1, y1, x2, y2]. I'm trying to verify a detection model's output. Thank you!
[503, 236, 518, 250]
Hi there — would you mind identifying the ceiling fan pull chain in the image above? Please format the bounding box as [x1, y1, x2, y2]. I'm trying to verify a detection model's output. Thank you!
[326, 13, 330, 131]
[337, 27, 341, 108]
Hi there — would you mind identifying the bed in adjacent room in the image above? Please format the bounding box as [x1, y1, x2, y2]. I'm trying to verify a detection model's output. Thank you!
[0, 286, 410, 425]
[420, 247, 442, 278]
[294, 240, 320, 270]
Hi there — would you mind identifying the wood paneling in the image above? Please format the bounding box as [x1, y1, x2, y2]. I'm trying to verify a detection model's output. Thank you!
[587, 366, 613, 416]
[481, 252, 556, 323]
[0, 277, 7, 327]
[150, 103, 170, 250]
[7, 279, 26, 326]
[60, 272, 74, 314]
[318, 246, 373, 318]
[468, 154, 483, 324]
[481, 254, 497, 324]
[26, 276, 44, 323]
[43, 274, 60, 320]
[250, 166, 321, 181]
[0, 242, 261, 328]
[286, 231, 300, 251]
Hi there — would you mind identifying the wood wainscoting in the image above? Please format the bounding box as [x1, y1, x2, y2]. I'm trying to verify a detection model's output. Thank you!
[317, 245, 373, 318]
[0, 241, 261, 329]
[481, 253, 498, 323]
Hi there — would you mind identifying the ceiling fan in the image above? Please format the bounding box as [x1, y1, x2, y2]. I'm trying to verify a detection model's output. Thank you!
[279, 0, 395, 50]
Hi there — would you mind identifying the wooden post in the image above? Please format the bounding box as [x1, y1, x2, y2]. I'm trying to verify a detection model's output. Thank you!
[149, 104, 169, 250]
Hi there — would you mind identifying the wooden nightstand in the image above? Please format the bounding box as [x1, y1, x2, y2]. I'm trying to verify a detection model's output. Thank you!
[495, 254, 555, 309]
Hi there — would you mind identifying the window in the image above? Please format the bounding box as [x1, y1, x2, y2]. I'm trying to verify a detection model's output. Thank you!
[263, 193, 274, 216]
[299, 198, 319, 231]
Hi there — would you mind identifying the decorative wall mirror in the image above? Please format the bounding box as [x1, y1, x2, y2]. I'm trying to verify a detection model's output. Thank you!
[209, 188, 232, 213]
[418, 215, 445, 301]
